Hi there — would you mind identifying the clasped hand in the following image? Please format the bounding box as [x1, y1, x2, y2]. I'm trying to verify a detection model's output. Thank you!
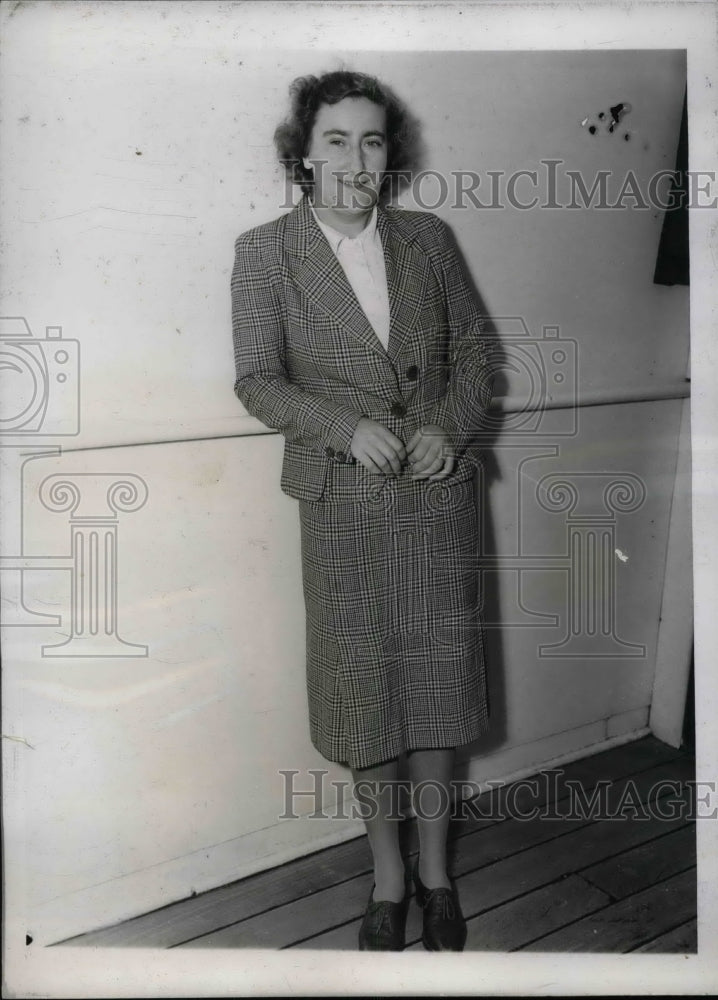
[349, 417, 454, 481]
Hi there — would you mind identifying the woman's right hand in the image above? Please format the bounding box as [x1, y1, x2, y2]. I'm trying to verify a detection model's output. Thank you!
[350, 417, 407, 475]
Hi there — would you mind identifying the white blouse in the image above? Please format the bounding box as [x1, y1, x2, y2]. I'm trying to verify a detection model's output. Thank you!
[310, 204, 392, 352]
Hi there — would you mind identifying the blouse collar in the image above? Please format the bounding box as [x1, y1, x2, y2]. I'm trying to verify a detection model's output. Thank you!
[309, 202, 378, 252]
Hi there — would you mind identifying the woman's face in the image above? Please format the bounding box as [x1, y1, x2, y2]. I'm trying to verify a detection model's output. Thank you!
[304, 96, 388, 213]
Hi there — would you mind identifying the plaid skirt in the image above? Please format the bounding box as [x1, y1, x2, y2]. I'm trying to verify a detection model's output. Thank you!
[298, 463, 490, 769]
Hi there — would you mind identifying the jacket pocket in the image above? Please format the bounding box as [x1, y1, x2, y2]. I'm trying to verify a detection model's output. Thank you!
[281, 441, 329, 501]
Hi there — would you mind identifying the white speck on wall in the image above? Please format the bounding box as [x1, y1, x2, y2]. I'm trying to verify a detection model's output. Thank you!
[615, 548, 629, 562]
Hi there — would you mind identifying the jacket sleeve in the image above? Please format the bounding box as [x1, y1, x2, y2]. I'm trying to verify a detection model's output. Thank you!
[231, 230, 365, 456]
[425, 218, 495, 458]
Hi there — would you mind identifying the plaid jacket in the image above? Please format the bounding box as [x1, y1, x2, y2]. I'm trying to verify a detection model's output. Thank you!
[231, 195, 493, 502]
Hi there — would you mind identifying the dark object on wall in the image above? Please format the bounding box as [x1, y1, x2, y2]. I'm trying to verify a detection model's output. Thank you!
[682, 642, 695, 751]
[653, 89, 689, 286]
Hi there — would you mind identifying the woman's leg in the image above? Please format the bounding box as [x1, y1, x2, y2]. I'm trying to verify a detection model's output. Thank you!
[351, 757, 406, 902]
[407, 747, 455, 889]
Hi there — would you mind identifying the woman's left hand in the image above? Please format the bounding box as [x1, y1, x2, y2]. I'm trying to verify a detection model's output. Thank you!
[406, 425, 455, 480]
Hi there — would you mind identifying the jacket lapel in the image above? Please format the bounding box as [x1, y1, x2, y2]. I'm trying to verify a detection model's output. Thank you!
[286, 196, 388, 359]
[285, 196, 432, 364]
[376, 205, 433, 362]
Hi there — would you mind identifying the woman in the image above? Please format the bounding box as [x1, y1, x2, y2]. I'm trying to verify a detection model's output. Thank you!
[231, 70, 494, 952]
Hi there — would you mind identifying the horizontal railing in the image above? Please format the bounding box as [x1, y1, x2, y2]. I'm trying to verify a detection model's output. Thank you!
[54, 379, 690, 454]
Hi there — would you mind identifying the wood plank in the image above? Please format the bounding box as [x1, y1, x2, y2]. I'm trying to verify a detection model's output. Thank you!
[404, 875, 610, 952]
[178, 872, 377, 950]
[289, 917, 368, 951]
[449, 756, 695, 879]
[55, 835, 375, 949]
[580, 824, 696, 899]
[521, 868, 697, 952]
[405, 800, 692, 950]
[633, 918, 697, 953]
[278, 784, 694, 952]
[59, 736, 689, 948]
[451, 734, 688, 831]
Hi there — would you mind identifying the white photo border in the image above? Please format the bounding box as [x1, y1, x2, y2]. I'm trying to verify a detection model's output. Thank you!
[2, 0, 716, 996]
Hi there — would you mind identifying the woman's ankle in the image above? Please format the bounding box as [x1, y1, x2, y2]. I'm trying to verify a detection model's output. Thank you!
[417, 856, 451, 891]
[372, 863, 406, 902]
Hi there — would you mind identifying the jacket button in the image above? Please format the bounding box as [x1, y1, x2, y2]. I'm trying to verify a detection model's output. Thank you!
[390, 401, 407, 418]
[335, 451, 345, 462]
[325, 446, 335, 458]
[406, 365, 419, 382]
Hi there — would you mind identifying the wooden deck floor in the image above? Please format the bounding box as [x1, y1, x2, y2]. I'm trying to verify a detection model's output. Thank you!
[57, 735, 697, 953]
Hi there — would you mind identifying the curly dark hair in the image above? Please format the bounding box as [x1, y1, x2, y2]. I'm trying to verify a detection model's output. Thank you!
[273, 70, 423, 201]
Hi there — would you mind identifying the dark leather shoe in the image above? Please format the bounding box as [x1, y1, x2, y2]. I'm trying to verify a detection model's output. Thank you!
[358, 884, 408, 951]
[412, 859, 467, 951]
